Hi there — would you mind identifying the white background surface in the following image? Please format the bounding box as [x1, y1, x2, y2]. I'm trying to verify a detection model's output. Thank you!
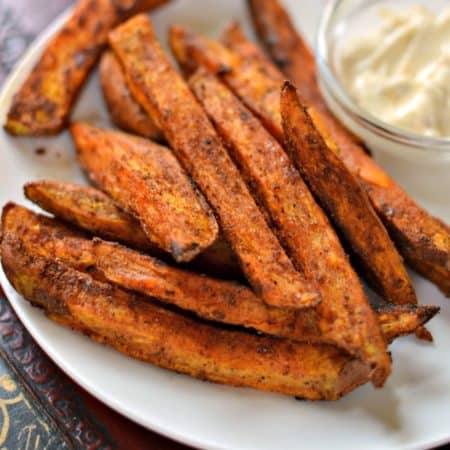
[0, 1, 449, 449]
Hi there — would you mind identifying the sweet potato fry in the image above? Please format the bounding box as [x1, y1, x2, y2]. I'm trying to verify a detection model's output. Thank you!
[4, 0, 169, 136]
[94, 239, 438, 343]
[24, 180, 240, 278]
[71, 123, 218, 263]
[99, 51, 162, 140]
[24, 180, 154, 251]
[189, 68, 391, 381]
[1, 228, 370, 401]
[2, 204, 437, 345]
[247, 0, 450, 296]
[1, 203, 95, 272]
[280, 82, 417, 306]
[109, 15, 319, 309]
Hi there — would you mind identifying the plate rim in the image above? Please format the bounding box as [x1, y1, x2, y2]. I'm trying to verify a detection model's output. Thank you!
[0, 4, 449, 450]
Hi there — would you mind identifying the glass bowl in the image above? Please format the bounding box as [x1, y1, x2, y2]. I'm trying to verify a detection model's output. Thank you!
[316, 0, 450, 215]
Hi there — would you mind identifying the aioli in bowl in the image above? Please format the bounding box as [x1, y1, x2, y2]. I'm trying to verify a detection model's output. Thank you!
[339, 5, 450, 138]
[317, 0, 450, 217]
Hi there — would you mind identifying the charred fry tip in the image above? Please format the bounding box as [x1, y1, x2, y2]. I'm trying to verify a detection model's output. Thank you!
[411, 306, 440, 326]
[376, 303, 440, 318]
[281, 80, 295, 93]
[280, 81, 308, 118]
[415, 326, 435, 342]
[421, 305, 441, 320]
[281, 81, 306, 108]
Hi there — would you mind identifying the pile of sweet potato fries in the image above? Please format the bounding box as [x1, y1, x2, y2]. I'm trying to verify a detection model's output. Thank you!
[1, 0, 448, 400]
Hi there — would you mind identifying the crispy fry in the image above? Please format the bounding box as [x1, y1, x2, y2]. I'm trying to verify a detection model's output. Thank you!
[93, 238, 297, 335]
[94, 239, 438, 343]
[71, 123, 218, 263]
[99, 51, 162, 140]
[109, 15, 319, 309]
[246, 0, 321, 107]
[24, 180, 154, 251]
[2, 204, 437, 345]
[1, 227, 370, 401]
[4, 0, 169, 136]
[247, 0, 450, 296]
[189, 68, 391, 383]
[280, 82, 417, 306]
[24, 180, 240, 278]
[1, 203, 95, 272]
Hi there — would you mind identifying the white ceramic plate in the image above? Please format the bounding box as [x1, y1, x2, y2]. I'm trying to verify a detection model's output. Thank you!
[0, 2, 449, 449]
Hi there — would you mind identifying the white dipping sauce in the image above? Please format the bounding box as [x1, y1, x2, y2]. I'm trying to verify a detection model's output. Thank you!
[339, 6, 450, 137]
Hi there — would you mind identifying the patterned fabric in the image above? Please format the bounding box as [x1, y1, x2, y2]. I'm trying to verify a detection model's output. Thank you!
[0, 296, 113, 449]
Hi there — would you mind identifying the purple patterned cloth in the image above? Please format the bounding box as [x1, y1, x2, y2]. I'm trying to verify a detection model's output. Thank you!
[0, 0, 72, 83]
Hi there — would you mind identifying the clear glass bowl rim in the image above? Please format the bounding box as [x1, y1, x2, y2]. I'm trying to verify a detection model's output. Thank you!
[316, 0, 450, 153]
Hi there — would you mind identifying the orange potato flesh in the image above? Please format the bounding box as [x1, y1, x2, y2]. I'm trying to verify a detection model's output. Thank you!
[1, 202, 96, 266]
[246, 0, 450, 296]
[71, 122, 218, 263]
[108, 15, 319, 310]
[99, 51, 163, 140]
[4, 0, 169, 136]
[188, 68, 391, 385]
